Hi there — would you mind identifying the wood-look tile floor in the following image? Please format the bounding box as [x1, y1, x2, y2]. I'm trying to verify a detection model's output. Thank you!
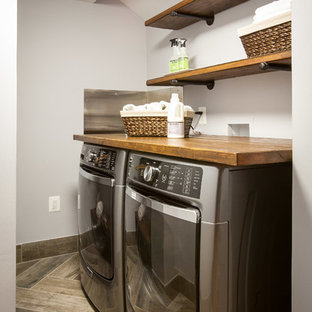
[16, 253, 96, 312]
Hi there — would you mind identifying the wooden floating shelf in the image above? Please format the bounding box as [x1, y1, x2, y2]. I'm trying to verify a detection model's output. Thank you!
[145, 0, 249, 30]
[73, 133, 292, 167]
[146, 51, 291, 87]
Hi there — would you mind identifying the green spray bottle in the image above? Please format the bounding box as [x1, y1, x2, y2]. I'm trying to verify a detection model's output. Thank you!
[178, 38, 189, 71]
[169, 38, 179, 73]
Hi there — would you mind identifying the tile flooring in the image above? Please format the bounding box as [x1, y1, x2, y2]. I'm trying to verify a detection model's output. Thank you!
[16, 253, 96, 312]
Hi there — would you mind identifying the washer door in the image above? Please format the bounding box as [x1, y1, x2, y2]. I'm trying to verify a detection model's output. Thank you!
[125, 186, 200, 312]
[78, 166, 115, 280]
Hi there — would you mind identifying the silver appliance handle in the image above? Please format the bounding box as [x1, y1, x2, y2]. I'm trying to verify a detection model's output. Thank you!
[79, 167, 115, 187]
[126, 186, 200, 224]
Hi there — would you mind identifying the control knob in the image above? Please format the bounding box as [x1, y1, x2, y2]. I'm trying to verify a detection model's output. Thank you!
[143, 165, 159, 182]
[87, 151, 98, 163]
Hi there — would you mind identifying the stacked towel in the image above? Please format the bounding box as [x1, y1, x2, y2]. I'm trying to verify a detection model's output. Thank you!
[122, 102, 194, 112]
[253, 0, 291, 23]
[122, 104, 136, 111]
[146, 101, 168, 111]
[122, 103, 167, 111]
[184, 105, 193, 111]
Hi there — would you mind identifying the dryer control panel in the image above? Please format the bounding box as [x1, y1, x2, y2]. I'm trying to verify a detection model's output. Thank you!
[81, 144, 117, 171]
[128, 155, 203, 199]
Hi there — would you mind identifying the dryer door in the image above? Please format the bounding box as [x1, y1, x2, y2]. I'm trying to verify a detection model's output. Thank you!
[78, 166, 115, 280]
[125, 186, 200, 312]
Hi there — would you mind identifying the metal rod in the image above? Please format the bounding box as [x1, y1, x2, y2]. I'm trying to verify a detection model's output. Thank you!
[259, 62, 291, 71]
[170, 79, 215, 90]
[170, 11, 215, 26]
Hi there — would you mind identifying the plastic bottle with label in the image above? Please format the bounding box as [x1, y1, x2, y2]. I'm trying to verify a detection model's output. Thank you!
[169, 39, 180, 73]
[167, 93, 184, 138]
[178, 38, 189, 71]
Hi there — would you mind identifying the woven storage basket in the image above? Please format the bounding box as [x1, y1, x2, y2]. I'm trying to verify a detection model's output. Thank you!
[238, 11, 291, 58]
[120, 110, 194, 137]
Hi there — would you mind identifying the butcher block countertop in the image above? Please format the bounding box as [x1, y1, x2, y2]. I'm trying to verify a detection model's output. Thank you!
[73, 133, 292, 166]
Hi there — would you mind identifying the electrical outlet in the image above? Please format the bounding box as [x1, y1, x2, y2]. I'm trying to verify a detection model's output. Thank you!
[198, 107, 207, 124]
[228, 124, 250, 137]
[77, 194, 80, 210]
[49, 196, 60, 212]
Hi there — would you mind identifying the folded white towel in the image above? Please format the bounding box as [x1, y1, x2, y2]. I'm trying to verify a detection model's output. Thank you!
[255, 0, 291, 16]
[122, 101, 191, 112]
[133, 104, 147, 111]
[146, 102, 163, 111]
[253, 0, 291, 23]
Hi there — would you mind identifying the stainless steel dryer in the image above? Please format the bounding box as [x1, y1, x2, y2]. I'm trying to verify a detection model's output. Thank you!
[78, 143, 127, 312]
[124, 152, 291, 312]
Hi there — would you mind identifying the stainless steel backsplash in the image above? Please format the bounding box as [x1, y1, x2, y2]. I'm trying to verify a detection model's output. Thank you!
[84, 88, 183, 134]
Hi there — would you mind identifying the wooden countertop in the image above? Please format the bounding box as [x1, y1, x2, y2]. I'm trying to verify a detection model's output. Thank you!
[73, 133, 292, 166]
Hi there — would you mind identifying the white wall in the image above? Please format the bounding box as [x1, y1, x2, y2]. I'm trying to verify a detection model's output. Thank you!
[292, 0, 312, 311]
[17, 0, 147, 244]
[120, 0, 179, 20]
[146, 0, 292, 138]
[0, 0, 17, 310]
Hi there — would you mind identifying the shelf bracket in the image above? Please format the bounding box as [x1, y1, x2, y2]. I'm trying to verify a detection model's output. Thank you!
[170, 10, 215, 26]
[259, 62, 291, 71]
[170, 79, 215, 90]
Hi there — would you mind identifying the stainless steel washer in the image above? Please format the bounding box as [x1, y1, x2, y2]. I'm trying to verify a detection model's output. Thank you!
[124, 152, 291, 312]
[78, 143, 127, 312]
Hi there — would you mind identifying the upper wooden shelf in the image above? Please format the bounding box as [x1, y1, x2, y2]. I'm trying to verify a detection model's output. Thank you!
[146, 51, 291, 88]
[145, 0, 249, 30]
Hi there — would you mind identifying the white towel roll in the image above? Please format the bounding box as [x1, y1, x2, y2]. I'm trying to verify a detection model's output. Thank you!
[133, 104, 147, 111]
[122, 104, 136, 111]
[146, 102, 161, 111]
[159, 101, 169, 110]
[184, 105, 194, 111]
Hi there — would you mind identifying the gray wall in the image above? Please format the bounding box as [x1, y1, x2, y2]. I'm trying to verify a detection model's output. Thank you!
[17, 0, 147, 244]
[146, 0, 291, 138]
[0, 0, 17, 310]
[292, 0, 312, 311]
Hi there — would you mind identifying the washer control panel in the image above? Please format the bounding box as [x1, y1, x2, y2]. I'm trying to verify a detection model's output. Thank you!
[81, 144, 116, 171]
[128, 155, 202, 199]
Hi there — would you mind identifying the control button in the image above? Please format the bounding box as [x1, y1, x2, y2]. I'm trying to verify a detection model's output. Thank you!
[161, 174, 167, 183]
[87, 151, 98, 162]
[94, 154, 109, 167]
[143, 165, 159, 182]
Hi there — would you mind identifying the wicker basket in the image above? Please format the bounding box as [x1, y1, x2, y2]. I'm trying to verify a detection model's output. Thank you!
[120, 110, 194, 137]
[238, 11, 291, 58]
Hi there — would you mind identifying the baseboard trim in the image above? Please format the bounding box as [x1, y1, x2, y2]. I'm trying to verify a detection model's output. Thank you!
[16, 235, 78, 263]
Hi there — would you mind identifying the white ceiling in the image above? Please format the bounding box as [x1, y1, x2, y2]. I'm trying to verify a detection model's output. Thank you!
[77, 0, 180, 21]
[119, 0, 180, 20]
